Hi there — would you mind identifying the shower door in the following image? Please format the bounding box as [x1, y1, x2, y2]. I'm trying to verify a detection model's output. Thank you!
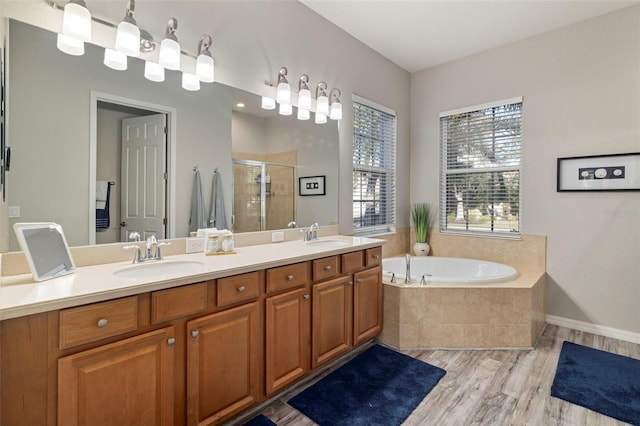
[232, 159, 295, 233]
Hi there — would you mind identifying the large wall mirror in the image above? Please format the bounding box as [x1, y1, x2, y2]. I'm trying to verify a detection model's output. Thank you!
[4, 19, 338, 252]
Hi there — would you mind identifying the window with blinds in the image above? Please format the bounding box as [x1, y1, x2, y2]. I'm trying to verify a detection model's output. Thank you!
[352, 96, 397, 233]
[440, 97, 522, 236]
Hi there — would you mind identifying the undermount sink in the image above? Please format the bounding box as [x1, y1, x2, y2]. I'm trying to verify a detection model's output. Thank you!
[305, 239, 351, 248]
[114, 260, 205, 278]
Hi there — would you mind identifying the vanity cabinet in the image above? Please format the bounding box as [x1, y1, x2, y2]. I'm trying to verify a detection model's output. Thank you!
[264, 262, 311, 396]
[58, 326, 176, 426]
[0, 244, 382, 426]
[187, 302, 259, 425]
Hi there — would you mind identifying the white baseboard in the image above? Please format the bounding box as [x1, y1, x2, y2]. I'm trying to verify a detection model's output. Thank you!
[546, 314, 640, 345]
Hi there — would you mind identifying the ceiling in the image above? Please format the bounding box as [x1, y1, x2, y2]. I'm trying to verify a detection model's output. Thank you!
[300, 0, 640, 73]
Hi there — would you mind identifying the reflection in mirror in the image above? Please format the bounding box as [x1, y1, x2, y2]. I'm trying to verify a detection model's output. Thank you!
[4, 19, 339, 252]
[230, 93, 339, 232]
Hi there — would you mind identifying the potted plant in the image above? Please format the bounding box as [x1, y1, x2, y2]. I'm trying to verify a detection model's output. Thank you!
[411, 202, 434, 256]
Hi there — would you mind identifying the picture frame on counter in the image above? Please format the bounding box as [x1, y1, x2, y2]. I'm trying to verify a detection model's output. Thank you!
[557, 152, 640, 192]
[299, 175, 326, 196]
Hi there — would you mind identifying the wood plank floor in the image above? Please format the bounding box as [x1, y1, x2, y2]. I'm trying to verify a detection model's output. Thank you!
[247, 325, 640, 426]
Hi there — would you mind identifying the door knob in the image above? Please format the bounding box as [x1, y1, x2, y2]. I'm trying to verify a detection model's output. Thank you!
[120, 221, 126, 227]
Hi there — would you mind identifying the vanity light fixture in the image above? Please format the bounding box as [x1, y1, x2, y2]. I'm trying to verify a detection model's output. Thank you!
[144, 61, 165, 82]
[115, 0, 140, 57]
[315, 82, 329, 116]
[159, 18, 180, 70]
[261, 96, 276, 110]
[276, 67, 291, 104]
[329, 88, 342, 120]
[181, 72, 201, 91]
[297, 75, 312, 111]
[196, 35, 215, 83]
[56, 33, 84, 56]
[104, 48, 128, 71]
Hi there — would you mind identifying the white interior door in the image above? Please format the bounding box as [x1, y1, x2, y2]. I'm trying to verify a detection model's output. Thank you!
[120, 114, 167, 242]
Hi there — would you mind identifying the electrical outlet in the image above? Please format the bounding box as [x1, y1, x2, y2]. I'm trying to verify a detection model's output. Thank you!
[186, 238, 205, 253]
[271, 231, 284, 242]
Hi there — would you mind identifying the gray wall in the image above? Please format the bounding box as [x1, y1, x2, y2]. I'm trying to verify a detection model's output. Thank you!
[410, 6, 640, 334]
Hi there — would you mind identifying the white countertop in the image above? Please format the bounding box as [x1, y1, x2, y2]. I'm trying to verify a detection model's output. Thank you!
[0, 236, 383, 321]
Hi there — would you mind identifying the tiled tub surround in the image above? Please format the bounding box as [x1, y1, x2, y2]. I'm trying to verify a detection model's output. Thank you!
[378, 232, 546, 349]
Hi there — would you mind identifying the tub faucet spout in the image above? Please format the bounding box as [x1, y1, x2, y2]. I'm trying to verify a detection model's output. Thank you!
[404, 253, 411, 284]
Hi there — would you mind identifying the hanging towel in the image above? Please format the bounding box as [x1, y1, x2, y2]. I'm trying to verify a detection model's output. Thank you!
[190, 170, 206, 232]
[96, 181, 111, 231]
[209, 169, 229, 230]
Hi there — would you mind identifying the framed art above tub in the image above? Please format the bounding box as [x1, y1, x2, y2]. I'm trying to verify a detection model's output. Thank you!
[557, 152, 640, 192]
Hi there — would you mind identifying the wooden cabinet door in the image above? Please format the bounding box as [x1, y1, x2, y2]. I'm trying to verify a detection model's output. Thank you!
[312, 275, 353, 369]
[58, 327, 175, 426]
[265, 287, 310, 396]
[186, 302, 259, 426]
[353, 266, 383, 345]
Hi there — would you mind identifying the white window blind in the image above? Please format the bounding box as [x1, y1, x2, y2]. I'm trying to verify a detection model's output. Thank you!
[352, 96, 396, 233]
[440, 98, 522, 235]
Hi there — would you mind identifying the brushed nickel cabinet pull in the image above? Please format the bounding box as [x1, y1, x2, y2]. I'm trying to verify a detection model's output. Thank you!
[97, 318, 108, 328]
[287, 275, 294, 281]
[238, 286, 246, 293]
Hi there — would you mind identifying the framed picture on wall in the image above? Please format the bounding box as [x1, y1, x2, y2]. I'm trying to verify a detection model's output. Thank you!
[557, 152, 640, 191]
[299, 176, 326, 196]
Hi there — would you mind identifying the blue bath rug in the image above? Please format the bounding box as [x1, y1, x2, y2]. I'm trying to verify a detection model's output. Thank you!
[243, 414, 276, 426]
[551, 341, 640, 425]
[288, 344, 446, 426]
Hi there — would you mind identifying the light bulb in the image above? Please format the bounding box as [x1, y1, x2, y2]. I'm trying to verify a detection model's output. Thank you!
[330, 101, 343, 120]
[144, 61, 165, 82]
[182, 72, 200, 91]
[56, 33, 84, 56]
[261, 96, 276, 110]
[103, 48, 127, 71]
[316, 95, 329, 116]
[297, 108, 310, 120]
[115, 19, 140, 57]
[277, 81, 291, 104]
[196, 54, 214, 83]
[298, 88, 312, 110]
[159, 38, 180, 70]
[279, 103, 293, 116]
[62, 0, 91, 42]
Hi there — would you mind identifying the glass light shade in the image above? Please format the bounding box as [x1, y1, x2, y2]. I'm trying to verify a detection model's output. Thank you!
[196, 54, 214, 83]
[297, 108, 310, 120]
[261, 96, 276, 110]
[103, 48, 127, 71]
[315, 112, 327, 124]
[276, 82, 291, 104]
[316, 95, 329, 116]
[56, 33, 84, 56]
[115, 20, 140, 57]
[330, 101, 343, 120]
[159, 38, 181, 70]
[144, 61, 165, 82]
[298, 88, 312, 110]
[62, 1, 91, 42]
[279, 103, 293, 116]
[182, 72, 200, 91]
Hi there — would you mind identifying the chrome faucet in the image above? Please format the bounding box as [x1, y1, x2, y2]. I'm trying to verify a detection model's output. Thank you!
[123, 235, 171, 264]
[302, 223, 320, 241]
[405, 253, 411, 284]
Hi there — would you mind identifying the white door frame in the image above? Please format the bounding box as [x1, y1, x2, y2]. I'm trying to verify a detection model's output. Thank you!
[89, 91, 177, 245]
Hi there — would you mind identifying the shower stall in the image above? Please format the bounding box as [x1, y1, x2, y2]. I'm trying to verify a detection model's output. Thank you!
[232, 159, 296, 232]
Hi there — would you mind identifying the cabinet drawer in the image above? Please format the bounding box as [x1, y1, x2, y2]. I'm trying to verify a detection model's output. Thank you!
[266, 262, 309, 294]
[217, 272, 260, 307]
[341, 251, 364, 274]
[151, 283, 208, 324]
[59, 296, 138, 349]
[312, 256, 339, 282]
[365, 247, 382, 267]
